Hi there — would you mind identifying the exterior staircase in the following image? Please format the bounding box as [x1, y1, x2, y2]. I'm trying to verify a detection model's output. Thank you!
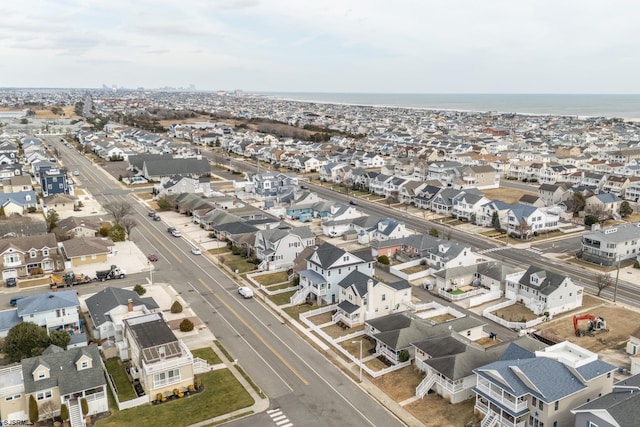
[290, 284, 311, 305]
[69, 400, 85, 427]
[416, 372, 437, 398]
[481, 410, 499, 427]
[193, 357, 213, 373]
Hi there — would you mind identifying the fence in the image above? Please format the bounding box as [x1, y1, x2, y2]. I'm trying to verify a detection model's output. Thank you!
[468, 290, 502, 308]
[300, 306, 411, 378]
[482, 299, 547, 330]
[389, 259, 431, 282]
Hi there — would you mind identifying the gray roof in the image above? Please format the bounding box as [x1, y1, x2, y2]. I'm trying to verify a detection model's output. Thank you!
[337, 300, 359, 314]
[572, 375, 640, 425]
[85, 287, 159, 327]
[124, 313, 178, 350]
[144, 158, 210, 176]
[22, 345, 105, 395]
[338, 270, 378, 296]
[0, 309, 20, 332]
[518, 266, 568, 296]
[17, 291, 79, 317]
[308, 242, 347, 268]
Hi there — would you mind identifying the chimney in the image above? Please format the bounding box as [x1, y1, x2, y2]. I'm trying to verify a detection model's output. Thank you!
[367, 279, 374, 308]
[127, 299, 133, 312]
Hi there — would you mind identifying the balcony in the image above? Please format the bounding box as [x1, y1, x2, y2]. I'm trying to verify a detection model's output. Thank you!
[475, 381, 528, 413]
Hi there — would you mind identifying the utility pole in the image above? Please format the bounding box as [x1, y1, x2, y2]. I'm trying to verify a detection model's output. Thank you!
[613, 255, 621, 303]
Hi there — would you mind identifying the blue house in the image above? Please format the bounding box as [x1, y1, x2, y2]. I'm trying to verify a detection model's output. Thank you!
[40, 168, 70, 197]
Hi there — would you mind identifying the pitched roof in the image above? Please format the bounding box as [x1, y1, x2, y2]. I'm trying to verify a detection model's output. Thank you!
[85, 287, 159, 327]
[16, 291, 80, 316]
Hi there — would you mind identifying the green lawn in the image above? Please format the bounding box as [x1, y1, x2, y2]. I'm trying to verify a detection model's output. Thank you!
[208, 248, 231, 255]
[254, 271, 289, 286]
[104, 358, 137, 402]
[267, 290, 296, 306]
[95, 369, 254, 427]
[192, 347, 223, 365]
[283, 304, 316, 320]
[450, 289, 465, 295]
[222, 255, 257, 274]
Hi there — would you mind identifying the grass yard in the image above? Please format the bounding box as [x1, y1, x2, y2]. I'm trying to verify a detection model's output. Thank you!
[266, 282, 295, 291]
[307, 311, 334, 325]
[340, 338, 375, 358]
[365, 357, 389, 371]
[191, 347, 222, 365]
[95, 369, 254, 427]
[450, 289, 465, 295]
[283, 304, 316, 320]
[104, 358, 137, 402]
[253, 271, 289, 286]
[400, 265, 426, 274]
[209, 248, 231, 255]
[221, 255, 257, 274]
[267, 290, 296, 306]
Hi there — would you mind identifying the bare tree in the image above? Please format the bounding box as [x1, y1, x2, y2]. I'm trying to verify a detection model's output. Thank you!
[595, 272, 613, 297]
[120, 217, 138, 240]
[104, 201, 134, 225]
[39, 400, 56, 423]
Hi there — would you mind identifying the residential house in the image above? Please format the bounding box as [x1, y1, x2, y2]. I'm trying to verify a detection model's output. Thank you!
[451, 192, 491, 222]
[398, 234, 478, 271]
[1, 174, 32, 193]
[572, 374, 640, 427]
[0, 233, 63, 283]
[122, 313, 196, 402]
[85, 287, 160, 341]
[505, 204, 560, 239]
[154, 175, 212, 198]
[428, 161, 463, 186]
[291, 243, 374, 305]
[59, 237, 114, 269]
[413, 335, 546, 404]
[477, 200, 513, 229]
[333, 273, 412, 327]
[40, 168, 70, 197]
[580, 223, 640, 266]
[538, 183, 570, 207]
[452, 165, 499, 190]
[15, 290, 83, 338]
[585, 193, 622, 218]
[474, 341, 615, 427]
[366, 313, 485, 365]
[56, 217, 101, 239]
[602, 175, 630, 198]
[250, 172, 298, 201]
[505, 266, 583, 316]
[42, 194, 78, 216]
[139, 157, 210, 181]
[0, 344, 108, 424]
[0, 191, 38, 216]
[518, 194, 546, 208]
[254, 224, 316, 271]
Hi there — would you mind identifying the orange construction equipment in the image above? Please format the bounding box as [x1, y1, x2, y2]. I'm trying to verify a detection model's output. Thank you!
[573, 314, 609, 337]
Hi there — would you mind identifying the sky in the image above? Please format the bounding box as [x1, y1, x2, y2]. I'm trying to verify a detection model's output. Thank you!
[1, 0, 639, 93]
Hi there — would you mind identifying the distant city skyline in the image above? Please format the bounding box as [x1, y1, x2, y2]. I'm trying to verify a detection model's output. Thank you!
[3, 1, 640, 94]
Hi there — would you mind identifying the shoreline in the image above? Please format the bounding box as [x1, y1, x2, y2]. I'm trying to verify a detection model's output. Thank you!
[252, 92, 640, 121]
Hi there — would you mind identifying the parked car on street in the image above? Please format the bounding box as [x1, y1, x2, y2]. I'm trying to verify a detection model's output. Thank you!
[191, 248, 202, 255]
[171, 229, 182, 237]
[238, 287, 254, 299]
[148, 253, 159, 262]
[5, 277, 16, 288]
[167, 227, 176, 233]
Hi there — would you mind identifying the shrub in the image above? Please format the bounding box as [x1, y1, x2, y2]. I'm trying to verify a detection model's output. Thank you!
[377, 255, 390, 265]
[398, 349, 410, 363]
[584, 214, 599, 226]
[80, 398, 88, 416]
[194, 375, 202, 390]
[60, 403, 69, 422]
[133, 284, 146, 296]
[171, 301, 183, 313]
[180, 318, 194, 332]
[156, 393, 163, 402]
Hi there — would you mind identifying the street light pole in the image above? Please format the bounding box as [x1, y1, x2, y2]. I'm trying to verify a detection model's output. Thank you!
[149, 262, 153, 285]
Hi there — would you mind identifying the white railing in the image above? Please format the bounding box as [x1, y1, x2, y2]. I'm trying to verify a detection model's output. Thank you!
[416, 372, 437, 398]
[332, 312, 354, 328]
[481, 411, 499, 427]
[193, 357, 212, 374]
[290, 284, 311, 305]
[475, 382, 528, 413]
[438, 287, 486, 301]
[69, 400, 84, 427]
[142, 355, 192, 375]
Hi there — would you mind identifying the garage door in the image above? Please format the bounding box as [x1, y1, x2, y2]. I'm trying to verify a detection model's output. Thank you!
[6, 410, 27, 422]
[2, 269, 17, 280]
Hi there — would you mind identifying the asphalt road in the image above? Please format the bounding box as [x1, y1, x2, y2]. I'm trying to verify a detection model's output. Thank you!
[47, 137, 404, 427]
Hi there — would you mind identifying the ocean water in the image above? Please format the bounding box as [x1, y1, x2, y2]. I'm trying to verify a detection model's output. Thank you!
[259, 93, 640, 119]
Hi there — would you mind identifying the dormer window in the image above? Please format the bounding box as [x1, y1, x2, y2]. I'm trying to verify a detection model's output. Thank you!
[81, 361, 88, 369]
[43, 249, 49, 256]
[37, 371, 45, 380]
[30, 251, 37, 258]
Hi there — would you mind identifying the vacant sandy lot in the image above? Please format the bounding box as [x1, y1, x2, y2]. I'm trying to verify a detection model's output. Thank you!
[405, 394, 476, 427]
[483, 187, 536, 204]
[537, 297, 640, 353]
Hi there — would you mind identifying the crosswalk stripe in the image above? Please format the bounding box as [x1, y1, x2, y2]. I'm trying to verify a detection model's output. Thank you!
[273, 415, 287, 422]
[267, 409, 281, 414]
[275, 420, 291, 426]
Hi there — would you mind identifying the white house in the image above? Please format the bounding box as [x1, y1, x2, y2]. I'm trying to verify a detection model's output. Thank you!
[254, 224, 316, 271]
[333, 273, 412, 327]
[505, 266, 583, 316]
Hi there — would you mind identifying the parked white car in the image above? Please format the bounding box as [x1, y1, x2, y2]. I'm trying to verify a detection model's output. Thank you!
[191, 247, 202, 255]
[238, 286, 254, 299]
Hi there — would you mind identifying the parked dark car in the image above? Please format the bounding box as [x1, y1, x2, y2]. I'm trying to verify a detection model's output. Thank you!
[148, 253, 159, 262]
[9, 296, 24, 306]
[148, 211, 156, 217]
[349, 200, 358, 205]
[5, 277, 17, 288]
[153, 214, 161, 221]
[167, 227, 176, 233]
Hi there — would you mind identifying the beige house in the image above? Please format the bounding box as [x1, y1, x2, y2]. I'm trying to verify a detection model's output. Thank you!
[0, 233, 64, 283]
[123, 313, 195, 402]
[42, 193, 78, 215]
[2, 174, 33, 193]
[0, 345, 107, 425]
[59, 237, 113, 268]
[56, 217, 101, 239]
[453, 165, 499, 190]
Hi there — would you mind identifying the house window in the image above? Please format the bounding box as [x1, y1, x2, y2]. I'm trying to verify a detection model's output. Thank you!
[36, 390, 52, 401]
[607, 372, 611, 378]
[81, 361, 88, 369]
[381, 294, 386, 301]
[30, 250, 37, 258]
[4, 254, 19, 264]
[539, 400, 543, 410]
[38, 371, 46, 379]
[153, 369, 181, 388]
[532, 396, 537, 406]
[5, 394, 21, 401]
